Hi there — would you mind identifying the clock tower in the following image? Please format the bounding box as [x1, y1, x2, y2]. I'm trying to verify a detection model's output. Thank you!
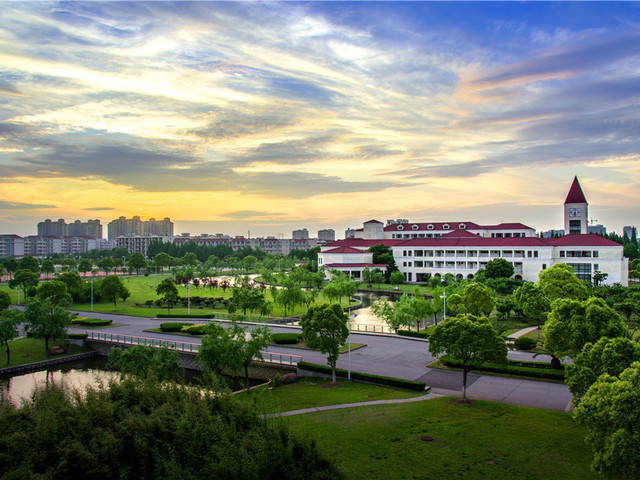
[564, 176, 588, 235]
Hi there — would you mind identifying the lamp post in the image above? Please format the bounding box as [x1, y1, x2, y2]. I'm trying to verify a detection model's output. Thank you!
[187, 281, 191, 315]
[441, 288, 446, 321]
[90, 277, 94, 312]
[347, 308, 357, 380]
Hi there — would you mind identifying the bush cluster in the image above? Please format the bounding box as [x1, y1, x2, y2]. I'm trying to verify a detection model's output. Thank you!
[181, 324, 209, 335]
[71, 317, 112, 327]
[513, 336, 538, 351]
[439, 356, 565, 380]
[297, 361, 428, 391]
[160, 322, 194, 332]
[272, 333, 302, 344]
[67, 333, 88, 339]
[397, 329, 430, 339]
[156, 313, 214, 319]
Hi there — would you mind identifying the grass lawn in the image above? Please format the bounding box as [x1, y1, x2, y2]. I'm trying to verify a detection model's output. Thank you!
[1, 274, 354, 319]
[279, 396, 597, 480]
[0, 337, 88, 368]
[236, 377, 423, 414]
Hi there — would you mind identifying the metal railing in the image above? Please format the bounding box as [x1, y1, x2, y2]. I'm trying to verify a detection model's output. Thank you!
[85, 331, 302, 366]
[350, 323, 394, 334]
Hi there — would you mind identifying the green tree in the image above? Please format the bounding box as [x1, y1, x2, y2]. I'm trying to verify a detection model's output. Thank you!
[57, 271, 84, 300]
[513, 281, 549, 327]
[0, 310, 22, 364]
[36, 280, 72, 305]
[98, 275, 130, 311]
[181, 252, 198, 266]
[428, 314, 508, 400]
[9, 269, 39, 305]
[60, 258, 77, 272]
[543, 297, 630, 359]
[538, 263, 588, 303]
[0, 290, 10, 311]
[389, 270, 405, 286]
[3, 257, 18, 279]
[300, 303, 349, 382]
[154, 252, 172, 273]
[369, 268, 386, 289]
[97, 257, 114, 275]
[462, 282, 495, 316]
[41, 259, 55, 278]
[276, 279, 303, 317]
[156, 277, 179, 314]
[23, 297, 72, 356]
[197, 321, 271, 392]
[78, 258, 93, 277]
[566, 337, 640, 405]
[229, 284, 265, 318]
[574, 361, 640, 479]
[108, 345, 183, 381]
[18, 255, 40, 273]
[484, 258, 514, 279]
[127, 252, 147, 275]
[368, 243, 398, 280]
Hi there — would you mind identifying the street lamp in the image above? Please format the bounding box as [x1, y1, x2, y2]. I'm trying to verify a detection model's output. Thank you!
[187, 281, 191, 315]
[441, 288, 446, 321]
[86, 277, 94, 312]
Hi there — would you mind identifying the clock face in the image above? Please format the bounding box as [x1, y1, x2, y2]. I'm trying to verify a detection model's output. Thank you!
[569, 207, 581, 217]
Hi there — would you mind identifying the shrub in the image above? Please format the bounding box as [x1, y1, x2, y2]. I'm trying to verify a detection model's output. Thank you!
[439, 356, 565, 380]
[297, 361, 428, 391]
[156, 313, 214, 319]
[272, 372, 281, 388]
[272, 333, 302, 344]
[71, 317, 112, 327]
[160, 322, 194, 332]
[514, 336, 538, 351]
[182, 324, 209, 335]
[67, 333, 88, 340]
[398, 329, 430, 339]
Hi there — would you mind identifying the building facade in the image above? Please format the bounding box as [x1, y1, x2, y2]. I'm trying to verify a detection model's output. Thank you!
[108, 216, 173, 240]
[37, 218, 103, 239]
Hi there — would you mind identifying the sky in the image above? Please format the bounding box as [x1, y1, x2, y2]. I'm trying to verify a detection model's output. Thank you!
[1, 1, 639, 239]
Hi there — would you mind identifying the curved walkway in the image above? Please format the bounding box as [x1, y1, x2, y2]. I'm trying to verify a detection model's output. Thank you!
[262, 391, 445, 418]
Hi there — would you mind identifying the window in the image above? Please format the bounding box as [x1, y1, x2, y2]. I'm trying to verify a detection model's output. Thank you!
[534, 251, 538, 258]
[459, 223, 467, 229]
[568, 263, 592, 281]
[397, 225, 404, 230]
[593, 251, 599, 258]
[542, 264, 547, 269]
[412, 224, 419, 230]
[427, 224, 434, 230]
[527, 251, 532, 258]
[560, 251, 565, 258]
[443, 224, 450, 230]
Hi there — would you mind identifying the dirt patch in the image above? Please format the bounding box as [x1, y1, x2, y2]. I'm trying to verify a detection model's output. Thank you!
[447, 397, 475, 405]
[322, 381, 344, 388]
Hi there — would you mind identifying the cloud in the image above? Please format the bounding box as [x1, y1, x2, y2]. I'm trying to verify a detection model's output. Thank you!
[83, 206, 114, 211]
[223, 210, 288, 220]
[0, 79, 22, 96]
[0, 200, 56, 210]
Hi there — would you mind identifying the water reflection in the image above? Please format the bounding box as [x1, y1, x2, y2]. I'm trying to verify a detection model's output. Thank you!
[350, 292, 398, 331]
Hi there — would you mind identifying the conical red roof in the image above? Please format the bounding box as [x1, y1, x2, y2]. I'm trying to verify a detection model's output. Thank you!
[564, 176, 587, 204]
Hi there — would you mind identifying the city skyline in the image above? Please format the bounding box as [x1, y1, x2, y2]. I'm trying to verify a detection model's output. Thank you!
[1, 2, 639, 238]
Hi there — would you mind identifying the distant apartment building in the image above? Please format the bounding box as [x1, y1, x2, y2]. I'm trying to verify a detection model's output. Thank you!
[623, 226, 637, 240]
[292, 228, 309, 240]
[0, 235, 24, 257]
[37, 218, 103, 239]
[23, 235, 63, 257]
[317, 229, 335, 243]
[115, 235, 174, 256]
[108, 216, 173, 240]
[171, 234, 319, 256]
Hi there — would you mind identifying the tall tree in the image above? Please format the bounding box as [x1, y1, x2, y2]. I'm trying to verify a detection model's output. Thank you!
[428, 314, 508, 400]
[78, 258, 93, 277]
[484, 258, 514, 279]
[462, 282, 495, 316]
[18, 256, 40, 274]
[566, 337, 640, 405]
[9, 269, 39, 305]
[155, 277, 179, 314]
[0, 290, 10, 311]
[300, 303, 349, 382]
[513, 281, 549, 327]
[368, 243, 398, 280]
[23, 297, 72, 356]
[538, 263, 588, 303]
[57, 271, 84, 301]
[98, 275, 130, 311]
[3, 257, 18, 279]
[97, 258, 114, 276]
[127, 252, 147, 275]
[574, 361, 640, 479]
[0, 310, 22, 364]
[41, 260, 55, 278]
[543, 297, 630, 359]
[36, 280, 72, 305]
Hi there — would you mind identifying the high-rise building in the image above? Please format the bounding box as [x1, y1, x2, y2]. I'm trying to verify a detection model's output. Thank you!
[317, 229, 335, 243]
[37, 218, 103, 239]
[623, 226, 637, 240]
[292, 228, 309, 239]
[108, 216, 173, 240]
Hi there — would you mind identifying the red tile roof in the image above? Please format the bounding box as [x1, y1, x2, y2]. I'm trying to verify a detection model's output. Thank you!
[323, 246, 369, 254]
[363, 219, 383, 224]
[564, 176, 588, 204]
[482, 223, 534, 230]
[441, 230, 481, 238]
[546, 234, 619, 247]
[384, 221, 482, 231]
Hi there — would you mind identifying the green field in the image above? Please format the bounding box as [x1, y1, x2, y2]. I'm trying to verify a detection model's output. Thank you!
[279, 396, 597, 480]
[0, 337, 88, 368]
[0, 274, 356, 318]
[237, 377, 422, 414]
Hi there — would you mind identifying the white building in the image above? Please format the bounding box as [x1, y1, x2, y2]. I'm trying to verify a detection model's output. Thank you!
[318, 178, 628, 286]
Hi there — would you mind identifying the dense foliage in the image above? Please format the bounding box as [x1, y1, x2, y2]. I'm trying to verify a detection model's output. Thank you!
[0, 378, 342, 480]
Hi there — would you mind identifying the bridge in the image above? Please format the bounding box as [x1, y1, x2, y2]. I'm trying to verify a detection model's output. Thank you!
[85, 331, 302, 367]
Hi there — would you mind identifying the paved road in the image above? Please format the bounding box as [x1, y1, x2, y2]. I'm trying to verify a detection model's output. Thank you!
[70, 310, 573, 412]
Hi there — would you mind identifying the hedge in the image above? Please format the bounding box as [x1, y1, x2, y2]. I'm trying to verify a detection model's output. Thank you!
[156, 314, 214, 319]
[67, 333, 88, 340]
[272, 333, 302, 345]
[297, 361, 428, 391]
[71, 318, 113, 327]
[160, 322, 194, 332]
[513, 336, 538, 351]
[182, 324, 209, 335]
[439, 356, 565, 380]
[398, 330, 430, 339]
